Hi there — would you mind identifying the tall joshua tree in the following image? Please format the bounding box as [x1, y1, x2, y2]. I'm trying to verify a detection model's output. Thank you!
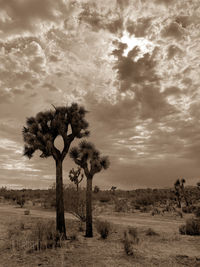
[69, 141, 110, 237]
[22, 103, 89, 237]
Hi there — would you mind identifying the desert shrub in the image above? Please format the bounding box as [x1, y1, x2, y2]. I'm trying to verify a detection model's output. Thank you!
[179, 224, 186, 235]
[94, 186, 100, 193]
[7, 219, 64, 252]
[179, 218, 200, 236]
[69, 232, 78, 241]
[151, 208, 160, 216]
[114, 199, 127, 212]
[123, 230, 134, 256]
[134, 204, 141, 210]
[176, 211, 183, 218]
[99, 195, 111, 203]
[64, 186, 86, 222]
[95, 220, 111, 239]
[194, 207, 200, 217]
[128, 227, 139, 244]
[140, 206, 151, 213]
[16, 196, 25, 208]
[31, 220, 64, 250]
[134, 194, 154, 206]
[146, 228, 159, 236]
[182, 206, 196, 214]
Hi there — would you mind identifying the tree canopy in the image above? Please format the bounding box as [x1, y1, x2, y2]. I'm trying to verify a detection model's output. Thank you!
[22, 103, 90, 161]
[69, 140, 110, 178]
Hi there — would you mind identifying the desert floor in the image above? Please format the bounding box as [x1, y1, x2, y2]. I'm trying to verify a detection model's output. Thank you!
[0, 203, 199, 267]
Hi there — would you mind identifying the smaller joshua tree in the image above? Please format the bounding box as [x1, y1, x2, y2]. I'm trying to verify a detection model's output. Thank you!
[70, 141, 110, 237]
[69, 167, 84, 192]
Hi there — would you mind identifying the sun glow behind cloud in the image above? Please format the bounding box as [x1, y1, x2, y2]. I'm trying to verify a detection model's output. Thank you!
[120, 31, 155, 57]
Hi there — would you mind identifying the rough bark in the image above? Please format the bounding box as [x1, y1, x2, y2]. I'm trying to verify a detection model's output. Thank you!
[56, 158, 66, 238]
[85, 177, 93, 237]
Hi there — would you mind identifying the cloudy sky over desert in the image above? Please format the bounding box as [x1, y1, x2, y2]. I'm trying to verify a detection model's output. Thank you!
[0, 0, 200, 189]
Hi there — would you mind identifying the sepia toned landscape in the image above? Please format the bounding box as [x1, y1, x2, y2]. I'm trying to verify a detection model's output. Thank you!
[0, 0, 200, 266]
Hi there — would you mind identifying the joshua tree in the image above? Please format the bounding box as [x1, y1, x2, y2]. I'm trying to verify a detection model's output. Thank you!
[180, 178, 189, 206]
[174, 179, 182, 208]
[70, 141, 110, 237]
[22, 103, 89, 237]
[174, 178, 189, 208]
[69, 167, 84, 192]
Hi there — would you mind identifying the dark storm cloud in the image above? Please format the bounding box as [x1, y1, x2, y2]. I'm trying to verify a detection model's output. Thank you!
[163, 86, 183, 96]
[162, 22, 184, 40]
[167, 45, 183, 59]
[112, 42, 159, 90]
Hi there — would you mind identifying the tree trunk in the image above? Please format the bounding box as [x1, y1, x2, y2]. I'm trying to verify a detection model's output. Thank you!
[56, 159, 66, 238]
[86, 177, 93, 237]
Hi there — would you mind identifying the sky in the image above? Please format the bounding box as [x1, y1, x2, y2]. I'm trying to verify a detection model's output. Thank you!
[0, 0, 200, 190]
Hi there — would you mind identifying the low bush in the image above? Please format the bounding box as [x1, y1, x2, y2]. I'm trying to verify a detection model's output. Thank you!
[128, 227, 139, 244]
[194, 207, 200, 217]
[182, 206, 196, 214]
[146, 228, 159, 236]
[134, 194, 154, 206]
[123, 230, 134, 256]
[179, 224, 186, 235]
[99, 195, 111, 203]
[69, 232, 78, 241]
[95, 220, 111, 239]
[114, 199, 129, 212]
[179, 218, 200, 236]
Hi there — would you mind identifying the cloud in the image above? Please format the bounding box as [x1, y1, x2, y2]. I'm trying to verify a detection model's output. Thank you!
[112, 44, 159, 90]
[78, 3, 124, 34]
[154, 0, 175, 5]
[126, 17, 153, 37]
[167, 44, 183, 59]
[0, 0, 69, 36]
[162, 21, 184, 40]
[42, 83, 59, 92]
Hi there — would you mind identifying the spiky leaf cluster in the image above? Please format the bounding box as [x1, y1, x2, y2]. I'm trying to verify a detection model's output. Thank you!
[22, 103, 89, 160]
[69, 140, 110, 178]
